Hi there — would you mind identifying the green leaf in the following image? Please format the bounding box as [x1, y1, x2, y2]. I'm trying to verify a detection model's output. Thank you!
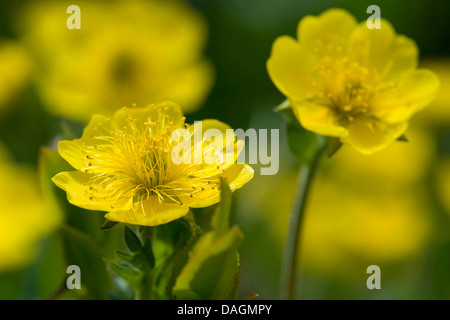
[172, 182, 243, 300]
[117, 251, 146, 270]
[124, 226, 142, 253]
[60, 225, 110, 299]
[115, 251, 134, 263]
[227, 258, 242, 300]
[173, 226, 244, 300]
[191, 205, 215, 232]
[210, 179, 232, 239]
[109, 263, 141, 288]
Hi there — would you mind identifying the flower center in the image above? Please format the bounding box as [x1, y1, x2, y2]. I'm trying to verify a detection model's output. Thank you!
[117, 113, 187, 202]
[84, 106, 189, 209]
[309, 38, 392, 124]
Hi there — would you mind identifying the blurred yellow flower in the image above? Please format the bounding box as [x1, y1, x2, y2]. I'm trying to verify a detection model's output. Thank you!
[419, 58, 450, 124]
[267, 8, 439, 154]
[0, 146, 59, 272]
[0, 40, 32, 114]
[18, 0, 213, 120]
[52, 102, 253, 226]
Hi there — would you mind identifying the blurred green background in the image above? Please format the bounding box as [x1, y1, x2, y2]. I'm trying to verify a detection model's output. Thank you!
[1, 0, 450, 299]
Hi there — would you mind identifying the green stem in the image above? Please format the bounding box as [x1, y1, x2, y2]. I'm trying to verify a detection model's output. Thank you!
[139, 272, 154, 300]
[280, 145, 325, 300]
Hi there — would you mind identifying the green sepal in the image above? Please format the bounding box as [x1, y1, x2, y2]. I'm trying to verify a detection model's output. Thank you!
[397, 134, 409, 142]
[111, 227, 156, 299]
[280, 107, 322, 166]
[100, 219, 118, 230]
[273, 99, 291, 113]
[327, 137, 343, 158]
[118, 227, 155, 270]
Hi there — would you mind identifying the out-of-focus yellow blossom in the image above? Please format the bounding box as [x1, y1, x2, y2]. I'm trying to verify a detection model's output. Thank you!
[52, 102, 253, 227]
[267, 8, 439, 154]
[18, 0, 213, 121]
[419, 59, 450, 124]
[0, 146, 59, 272]
[0, 40, 32, 114]
[435, 158, 450, 214]
[239, 128, 433, 277]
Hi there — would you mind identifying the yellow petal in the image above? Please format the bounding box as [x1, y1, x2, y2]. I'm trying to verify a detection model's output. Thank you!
[292, 101, 349, 138]
[297, 9, 357, 52]
[342, 118, 408, 154]
[58, 114, 113, 171]
[349, 19, 418, 78]
[51, 171, 132, 211]
[372, 69, 440, 123]
[224, 164, 254, 191]
[180, 187, 221, 208]
[179, 163, 254, 208]
[267, 36, 314, 99]
[105, 195, 189, 226]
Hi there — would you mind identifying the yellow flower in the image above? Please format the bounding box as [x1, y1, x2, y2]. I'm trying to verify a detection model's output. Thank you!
[0, 146, 60, 272]
[267, 8, 440, 154]
[52, 102, 253, 226]
[18, 0, 213, 120]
